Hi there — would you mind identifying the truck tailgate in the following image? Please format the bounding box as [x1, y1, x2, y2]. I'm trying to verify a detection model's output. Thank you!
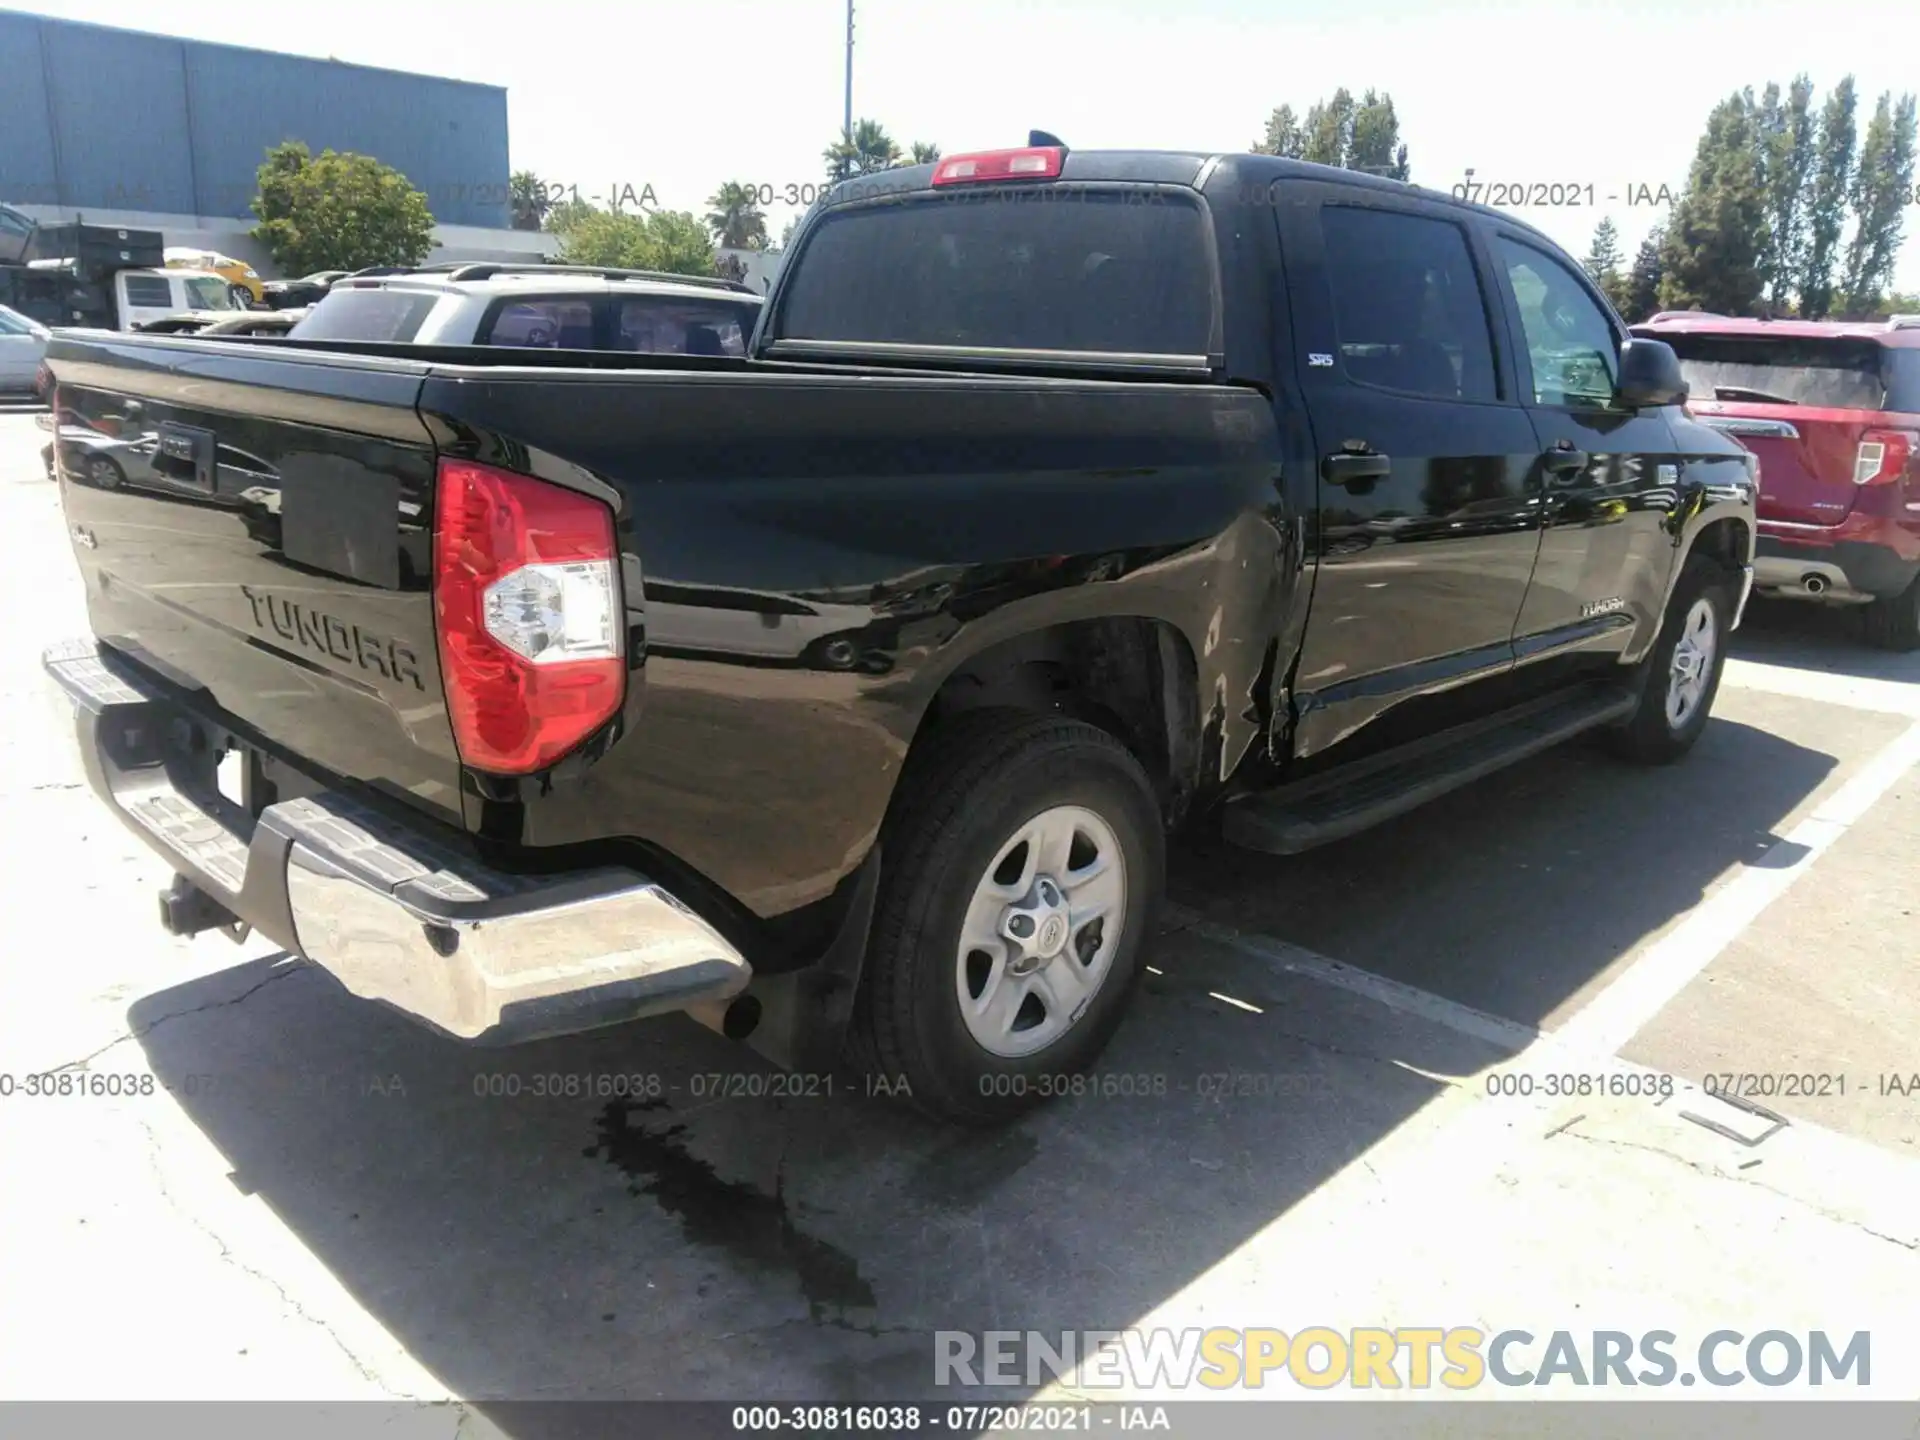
[49, 336, 462, 823]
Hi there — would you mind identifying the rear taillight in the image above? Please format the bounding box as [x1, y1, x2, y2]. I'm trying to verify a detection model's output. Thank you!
[1853, 429, 1919, 486]
[930, 147, 1065, 186]
[432, 457, 624, 775]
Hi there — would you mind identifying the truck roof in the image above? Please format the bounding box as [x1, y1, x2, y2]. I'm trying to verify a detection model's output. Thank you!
[812, 147, 1574, 256]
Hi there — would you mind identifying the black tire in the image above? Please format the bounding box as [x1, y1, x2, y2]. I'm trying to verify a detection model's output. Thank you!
[1602, 553, 1735, 765]
[1862, 574, 1920, 652]
[848, 710, 1164, 1126]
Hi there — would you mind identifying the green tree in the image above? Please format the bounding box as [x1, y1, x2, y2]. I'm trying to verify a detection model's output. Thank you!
[824, 119, 901, 181]
[1838, 91, 1918, 317]
[1347, 90, 1410, 179]
[249, 140, 435, 274]
[705, 182, 770, 250]
[775, 216, 800, 252]
[1658, 92, 1769, 314]
[1624, 226, 1667, 322]
[1800, 76, 1858, 319]
[1582, 216, 1632, 313]
[1251, 104, 1304, 158]
[909, 142, 942, 164]
[1254, 91, 1407, 177]
[553, 203, 715, 276]
[509, 170, 552, 232]
[1754, 76, 1816, 309]
[1301, 89, 1357, 167]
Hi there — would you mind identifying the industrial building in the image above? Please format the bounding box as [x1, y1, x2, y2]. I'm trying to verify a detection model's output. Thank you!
[0, 8, 553, 273]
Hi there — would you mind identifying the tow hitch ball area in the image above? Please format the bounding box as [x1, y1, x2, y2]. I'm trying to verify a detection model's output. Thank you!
[158, 875, 252, 944]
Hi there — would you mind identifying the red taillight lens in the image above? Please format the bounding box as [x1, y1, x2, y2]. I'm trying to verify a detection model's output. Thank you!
[1853, 429, 1919, 486]
[930, 147, 1065, 186]
[432, 457, 625, 775]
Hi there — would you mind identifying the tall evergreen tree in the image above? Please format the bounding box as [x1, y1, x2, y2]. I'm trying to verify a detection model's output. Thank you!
[1755, 76, 1816, 309]
[1624, 228, 1667, 322]
[1658, 92, 1769, 315]
[1252, 105, 1304, 158]
[1582, 216, 1631, 314]
[1800, 76, 1858, 319]
[1348, 90, 1411, 179]
[1838, 91, 1918, 317]
[1301, 90, 1357, 167]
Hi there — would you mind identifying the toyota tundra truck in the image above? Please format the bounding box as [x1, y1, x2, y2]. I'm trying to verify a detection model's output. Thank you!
[41, 141, 1757, 1124]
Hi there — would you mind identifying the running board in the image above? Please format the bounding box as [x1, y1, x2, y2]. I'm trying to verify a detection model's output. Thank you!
[1223, 685, 1638, 855]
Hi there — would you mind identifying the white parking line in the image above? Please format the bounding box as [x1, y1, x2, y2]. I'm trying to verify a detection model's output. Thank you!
[1553, 716, 1920, 1056]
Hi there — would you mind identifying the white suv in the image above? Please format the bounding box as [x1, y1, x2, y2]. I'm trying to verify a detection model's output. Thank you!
[287, 263, 764, 356]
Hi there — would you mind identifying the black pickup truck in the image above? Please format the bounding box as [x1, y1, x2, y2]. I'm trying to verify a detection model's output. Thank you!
[42, 142, 1757, 1124]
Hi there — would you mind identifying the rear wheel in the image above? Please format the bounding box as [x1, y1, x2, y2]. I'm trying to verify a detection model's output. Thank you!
[1603, 553, 1734, 765]
[85, 455, 123, 490]
[849, 712, 1163, 1126]
[1863, 574, 1920, 652]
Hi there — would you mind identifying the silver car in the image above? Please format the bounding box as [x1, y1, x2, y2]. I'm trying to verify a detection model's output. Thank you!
[0, 303, 49, 395]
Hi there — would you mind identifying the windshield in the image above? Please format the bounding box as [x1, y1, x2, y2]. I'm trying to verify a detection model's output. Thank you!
[775, 188, 1216, 357]
[1663, 335, 1891, 410]
[182, 275, 239, 311]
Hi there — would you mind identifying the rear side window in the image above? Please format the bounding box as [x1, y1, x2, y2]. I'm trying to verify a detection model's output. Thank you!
[776, 189, 1215, 356]
[121, 274, 173, 308]
[1319, 206, 1498, 401]
[485, 298, 597, 348]
[1660, 335, 1895, 411]
[291, 288, 442, 342]
[615, 297, 755, 356]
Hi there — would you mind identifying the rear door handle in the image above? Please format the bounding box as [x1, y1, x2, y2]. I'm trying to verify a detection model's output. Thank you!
[1321, 451, 1392, 487]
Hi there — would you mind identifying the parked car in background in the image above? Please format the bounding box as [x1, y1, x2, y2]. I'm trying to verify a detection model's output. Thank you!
[0, 302, 49, 394]
[1634, 312, 1920, 649]
[287, 262, 764, 354]
[133, 308, 307, 338]
[165, 247, 264, 306]
[260, 271, 347, 309]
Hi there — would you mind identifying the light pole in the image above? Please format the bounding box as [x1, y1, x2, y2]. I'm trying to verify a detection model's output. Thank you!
[843, 0, 854, 145]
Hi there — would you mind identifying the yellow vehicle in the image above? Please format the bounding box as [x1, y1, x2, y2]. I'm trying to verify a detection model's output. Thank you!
[164, 248, 263, 304]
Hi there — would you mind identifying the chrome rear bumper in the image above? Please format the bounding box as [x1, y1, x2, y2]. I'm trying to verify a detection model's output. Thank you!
[43, 638, 750, 1043]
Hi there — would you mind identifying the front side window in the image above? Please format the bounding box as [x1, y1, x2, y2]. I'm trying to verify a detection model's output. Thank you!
[1495, 236, 1619, 408]
[182, 276, 238, 311]
[1319, 206, 1499, 402]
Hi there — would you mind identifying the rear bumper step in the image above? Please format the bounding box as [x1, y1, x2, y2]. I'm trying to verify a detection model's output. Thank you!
[43, 638, 751, 1044]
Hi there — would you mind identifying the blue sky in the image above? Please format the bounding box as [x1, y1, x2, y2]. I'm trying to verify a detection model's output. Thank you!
[39, 0, 1920, 290]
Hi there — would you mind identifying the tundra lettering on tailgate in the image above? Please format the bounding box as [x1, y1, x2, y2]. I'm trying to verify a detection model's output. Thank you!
[240, 585, 425, 691]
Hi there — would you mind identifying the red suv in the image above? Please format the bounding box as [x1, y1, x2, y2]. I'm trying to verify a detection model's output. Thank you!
[1633, 313, 1920, 649]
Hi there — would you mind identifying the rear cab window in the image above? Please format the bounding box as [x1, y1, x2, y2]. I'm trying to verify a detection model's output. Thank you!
[1660, 334, 1906, 412]
[772, 188, 1217, 360]
[290, 287, 445, 343]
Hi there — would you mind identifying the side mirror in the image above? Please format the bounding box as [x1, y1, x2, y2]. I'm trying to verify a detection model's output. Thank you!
[1615, 337, 1687, 408]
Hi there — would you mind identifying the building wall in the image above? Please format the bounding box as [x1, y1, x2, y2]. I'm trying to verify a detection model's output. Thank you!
[0, 9, 511, 228]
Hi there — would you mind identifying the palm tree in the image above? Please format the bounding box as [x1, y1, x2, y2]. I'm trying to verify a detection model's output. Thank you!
[909, 142, 942, 165]
[824, 119, 902, 182]
[704, 182, 770, 250]
[509, 170, 551, 232]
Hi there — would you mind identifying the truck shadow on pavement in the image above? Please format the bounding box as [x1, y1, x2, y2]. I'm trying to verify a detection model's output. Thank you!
[128, 709, 1851, 1414]
[1729, 597, 1920, 684]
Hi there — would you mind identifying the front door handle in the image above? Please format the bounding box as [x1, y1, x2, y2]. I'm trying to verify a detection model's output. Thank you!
[1322, 451, 1392, 487]
[1541, 446, 1590, 481]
